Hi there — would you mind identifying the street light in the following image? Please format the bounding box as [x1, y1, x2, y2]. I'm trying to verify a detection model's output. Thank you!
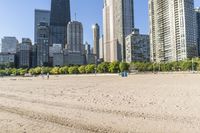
[192, 58, 194, 73]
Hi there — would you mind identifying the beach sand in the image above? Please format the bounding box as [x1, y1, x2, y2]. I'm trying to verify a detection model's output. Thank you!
[0, 74, 200, 133]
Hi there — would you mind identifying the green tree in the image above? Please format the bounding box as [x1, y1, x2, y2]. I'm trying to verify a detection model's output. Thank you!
[59, 66, 69, 74]
[50, 67, 60, 75]
[97, 62, 110, 73]
[42, 67, 52, 74]
[18, 68, 28, 76]
[68, 66, 79, 74]
[10, 68, 18, 76]
[119, 62, 129, 72]
[85, 64, 95, 73]
[0, 69, 6, 76]
[34, 67, 42, 75]
[109, 62, 120, 73]
[78, 66, 86, 74]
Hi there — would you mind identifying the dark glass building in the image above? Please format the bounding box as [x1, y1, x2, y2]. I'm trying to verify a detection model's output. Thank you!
[196, 8, 200, 56]
[37, 22, 50, 66]
[50, 0, 71, 48]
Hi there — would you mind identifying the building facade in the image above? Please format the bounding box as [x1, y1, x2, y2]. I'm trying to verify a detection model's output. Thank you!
[103, 0, 134, 62]
[34, 9, 50, 43]
[31, 45, 37, 68]
[149, 0, 198, 62]
[126, 29, 150, 63]
[36, 22, 50, 66]
[0, 53, 16, 66]
[99, 36, 104, 60]
[85, 42, 91, 55]
[17, 38, 32, 68]
[50, 0, 71, 48]
[92, 24, 100, 59]
[1, 37, 18, 53]
[67, 21, 83, 53]
[196, 8, 200, 56]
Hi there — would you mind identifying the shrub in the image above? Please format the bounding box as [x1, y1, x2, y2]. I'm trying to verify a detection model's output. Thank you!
[78, 66, 86, 74]
[10, 68, 18, 76]
[97, 62, 110, 73]
[50, 67, 60, 75]
[119, 62, 129, 72]
[59, 66, 69, 74]
[42, 67, 52, 74]
[33, 67, 42, 75]
[18, 68, 28, 76]
[85, 64, 95, 73]
[109, 62, 120, 73]
[68, 66, 79, 74]
[0, 69, 6, 76]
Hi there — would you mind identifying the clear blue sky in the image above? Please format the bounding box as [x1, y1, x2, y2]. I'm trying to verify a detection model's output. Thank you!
[0, 0, 200, 45]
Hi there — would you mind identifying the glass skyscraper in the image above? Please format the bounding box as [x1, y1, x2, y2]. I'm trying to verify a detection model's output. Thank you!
[103, 0, 134, 62]
[34, 9, 50, 43]
[50, 0, 71, 48]
[196, 8, 200, 56]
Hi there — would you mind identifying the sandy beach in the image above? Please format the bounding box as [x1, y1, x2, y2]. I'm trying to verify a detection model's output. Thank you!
[0, 73, 200, 133]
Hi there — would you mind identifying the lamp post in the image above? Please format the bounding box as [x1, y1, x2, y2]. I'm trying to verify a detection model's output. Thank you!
[192, 58, 194, 73]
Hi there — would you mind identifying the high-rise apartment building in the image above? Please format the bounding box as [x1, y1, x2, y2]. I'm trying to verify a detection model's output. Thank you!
[92, 24, 100, 59]
[99, 36, 104, 59]
[85, 42, 91, 55]
[34, 9, 50, 43]
[103, 0, 134, 62]
[67, 21, 83, 53]
[149, 0, 198, 62]
[36, 22, 50, 66]
[195, 7, 200, 56]
[1, 37, 18, 53]
[50, 0, 71, 48]
[17, 38, 32, 68]
[0, 53, 16, 66]
[126, 29, 150, 63]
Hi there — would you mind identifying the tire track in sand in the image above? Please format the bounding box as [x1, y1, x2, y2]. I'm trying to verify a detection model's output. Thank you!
[0, 92, 199, 127]
[0, 105, 121, 133]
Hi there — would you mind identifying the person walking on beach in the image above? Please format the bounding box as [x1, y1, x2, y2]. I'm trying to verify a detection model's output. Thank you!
[47, 73, 49, 80]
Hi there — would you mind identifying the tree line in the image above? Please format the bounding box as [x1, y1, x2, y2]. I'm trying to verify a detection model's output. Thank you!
[0, 58, 200, 76]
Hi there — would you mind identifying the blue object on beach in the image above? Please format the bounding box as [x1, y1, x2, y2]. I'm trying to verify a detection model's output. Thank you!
[121, 71, 128, 77]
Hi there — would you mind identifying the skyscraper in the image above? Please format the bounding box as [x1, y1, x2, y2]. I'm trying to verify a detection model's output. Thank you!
[85, 42, 91, 55]
[67, 21, 83, 53]
[99, 36, 104, 59]
[195, 8, 200, 56]
[126, 29, 150, 63]
[36, 22, 49, 66]
[17, 38, 32, 68]
[92, 24, 100, 59]
[103, 0, 134, 62]
[34, 9, 50, 43]
[50, 0, 71, 48]
[149, 0, 198, 62]
[1, 37, 18, 54]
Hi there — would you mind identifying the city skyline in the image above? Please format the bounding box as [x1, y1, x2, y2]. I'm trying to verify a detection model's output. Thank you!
[0, 0, 199, 45]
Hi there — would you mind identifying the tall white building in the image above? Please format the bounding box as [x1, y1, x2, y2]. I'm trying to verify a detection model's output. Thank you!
[92, 24, 100, 59]
[103, 0, 134, 62]
[149, 0, 198, 62]
[99, 36, 104, 59]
